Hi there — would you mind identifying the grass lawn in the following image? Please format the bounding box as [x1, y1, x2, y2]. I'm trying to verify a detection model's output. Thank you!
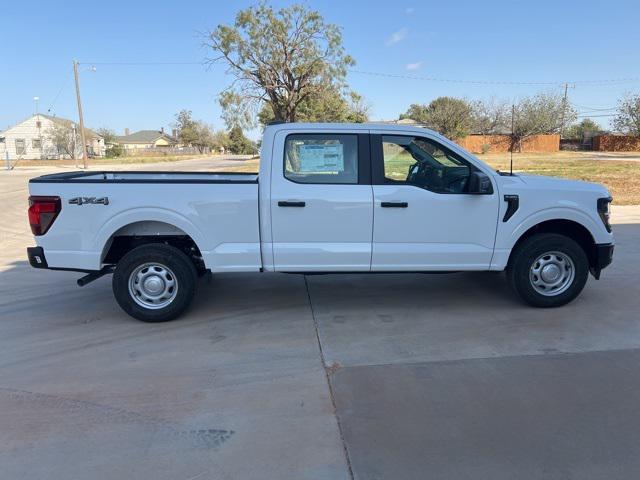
[220, 152, 640, 205]
[219, 158, 261, 173]
[481, 152, 640, 205]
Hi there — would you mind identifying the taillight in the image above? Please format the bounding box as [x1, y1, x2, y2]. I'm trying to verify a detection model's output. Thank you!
[597, 197, 612, 233]
[28, 196, 61, 236]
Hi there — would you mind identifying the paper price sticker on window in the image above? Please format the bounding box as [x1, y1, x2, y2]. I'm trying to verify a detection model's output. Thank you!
[298, 144, 344, 173]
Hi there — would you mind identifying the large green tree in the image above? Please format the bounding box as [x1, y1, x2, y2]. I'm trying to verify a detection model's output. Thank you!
[511, 92, 576, 151]
[563, 118, 601, 140]
[401, 97, 474, 139]
[228, 126, 256, 155]
[470, 99, 510, 135]
[174, 110, 216, 153]
[95, 127, 117, 145]
[614, 93, 640, 136]
[207, 3, 362, 124]
[257, 86, 368, 126]
[45, 122, 80, 159]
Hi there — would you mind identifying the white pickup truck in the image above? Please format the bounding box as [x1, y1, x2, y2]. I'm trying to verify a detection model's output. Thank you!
[27, 123, 614, 322]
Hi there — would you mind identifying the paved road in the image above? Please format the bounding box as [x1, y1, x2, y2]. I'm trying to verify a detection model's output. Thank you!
[1, 159, 639, 479]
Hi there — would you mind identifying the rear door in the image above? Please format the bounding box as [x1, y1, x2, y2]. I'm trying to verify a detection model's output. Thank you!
[370, 132, 500, 270]
[270, 129, 373, 271]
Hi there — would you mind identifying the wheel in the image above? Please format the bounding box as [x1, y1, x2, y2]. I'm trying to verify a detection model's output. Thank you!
[112, 244, 197, 322]
[507, 233, 589, 308]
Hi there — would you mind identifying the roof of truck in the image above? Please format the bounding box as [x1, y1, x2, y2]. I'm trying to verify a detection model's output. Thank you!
[265, 122, 443, 134]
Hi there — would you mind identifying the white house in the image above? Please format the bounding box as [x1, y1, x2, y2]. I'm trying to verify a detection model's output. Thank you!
[114, 129, 179, 150]
[0, 114, 104, 160]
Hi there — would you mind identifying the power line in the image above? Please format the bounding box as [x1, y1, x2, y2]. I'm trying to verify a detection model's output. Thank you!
[81, 61, 204, 66]
[349, 69, 563, 86]
[571, 102, 617, 111]
[46, 77, 72, 114]
[78, 61, 640, 87]
[576, 113, 617, 118]
[349, 69, 640, 87]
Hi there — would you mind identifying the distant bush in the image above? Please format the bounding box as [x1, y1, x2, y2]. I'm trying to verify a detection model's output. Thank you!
[105, 145, 123, 158]
[480, 143, 491, 154]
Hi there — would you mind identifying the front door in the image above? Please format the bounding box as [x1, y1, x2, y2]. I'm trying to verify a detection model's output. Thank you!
[270, 131, 373, 271]
[370, 132, 500, 270]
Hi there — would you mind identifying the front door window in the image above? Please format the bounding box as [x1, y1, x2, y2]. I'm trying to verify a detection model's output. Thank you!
[382, 135, 472, 194]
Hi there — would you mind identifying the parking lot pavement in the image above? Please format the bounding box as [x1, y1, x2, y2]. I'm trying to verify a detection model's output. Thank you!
[1, 166, 639, 479]
[307, 223, 640, 368]
[0, 269, 350, 480]
[331, 349, 640, 480]
[308, 222, 640, 479]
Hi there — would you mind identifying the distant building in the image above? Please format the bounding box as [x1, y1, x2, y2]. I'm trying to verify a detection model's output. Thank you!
[114, 129, 178, 150]
[0, 114, 104, 160]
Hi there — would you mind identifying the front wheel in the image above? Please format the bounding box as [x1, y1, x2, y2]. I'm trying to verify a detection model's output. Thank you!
[112, 244, 197, 322]
[507, 233, 589, 308]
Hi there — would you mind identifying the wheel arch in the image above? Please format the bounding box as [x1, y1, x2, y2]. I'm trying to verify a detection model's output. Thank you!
[507, 218, 598, 269]
[97, 215, 207, 272]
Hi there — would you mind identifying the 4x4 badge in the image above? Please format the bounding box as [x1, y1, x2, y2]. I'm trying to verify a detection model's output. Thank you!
[69, 197, 109, 206]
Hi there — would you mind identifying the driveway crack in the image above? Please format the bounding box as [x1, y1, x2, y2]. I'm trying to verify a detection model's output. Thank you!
[304, 275, 355, 480]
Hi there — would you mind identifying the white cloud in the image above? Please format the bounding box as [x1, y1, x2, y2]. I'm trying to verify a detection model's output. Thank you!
[405, 7, 415, 14]
[405, 61, 423, 71]
[385, 28, 408, 46]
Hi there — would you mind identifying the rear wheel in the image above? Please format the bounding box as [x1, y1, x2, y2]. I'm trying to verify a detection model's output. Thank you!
[112, 244, 197, 322]
[507, 233, 589, 308]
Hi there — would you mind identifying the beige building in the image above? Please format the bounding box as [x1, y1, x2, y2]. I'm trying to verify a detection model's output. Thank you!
[114, 129, 178, 150]
[0, 114, 104, 160]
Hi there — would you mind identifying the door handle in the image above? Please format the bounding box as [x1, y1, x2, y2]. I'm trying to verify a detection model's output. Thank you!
[381, 202, 408, 208]
[278, 201, 306, 207]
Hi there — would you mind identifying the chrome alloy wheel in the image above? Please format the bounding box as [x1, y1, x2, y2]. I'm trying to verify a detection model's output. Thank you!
[529, 251, 575, 296]
[128, 263, 178, 309]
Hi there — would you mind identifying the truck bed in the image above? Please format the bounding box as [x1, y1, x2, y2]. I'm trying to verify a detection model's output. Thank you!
[30, 170, 258, 184]
[28, 170, 262, 273]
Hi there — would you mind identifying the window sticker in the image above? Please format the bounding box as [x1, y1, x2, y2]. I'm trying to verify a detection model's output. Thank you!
[298, 144, 344, 173]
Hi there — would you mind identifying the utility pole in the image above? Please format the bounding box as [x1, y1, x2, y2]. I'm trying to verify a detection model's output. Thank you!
[73, 60, 89, 169]
[510, 104, 515, 175]
[559, 82, 569, 139]
[72, 124, 78, 169]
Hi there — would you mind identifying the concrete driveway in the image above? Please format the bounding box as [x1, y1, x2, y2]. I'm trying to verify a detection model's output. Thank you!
[1, 162, 639, 479]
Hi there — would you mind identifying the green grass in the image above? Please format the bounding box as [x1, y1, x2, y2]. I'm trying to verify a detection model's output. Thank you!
[480, 152, 640, 205]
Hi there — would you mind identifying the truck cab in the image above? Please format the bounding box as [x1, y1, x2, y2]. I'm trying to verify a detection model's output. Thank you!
[27, 123, 614, 321]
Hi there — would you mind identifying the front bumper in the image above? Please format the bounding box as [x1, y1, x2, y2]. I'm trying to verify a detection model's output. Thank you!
[590, 243, 614, 279]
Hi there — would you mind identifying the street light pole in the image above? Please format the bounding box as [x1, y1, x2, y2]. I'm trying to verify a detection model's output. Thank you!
[73, 60, 89, 169]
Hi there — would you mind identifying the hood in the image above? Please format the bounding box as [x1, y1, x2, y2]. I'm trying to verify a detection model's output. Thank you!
[517, 174, 610, 195]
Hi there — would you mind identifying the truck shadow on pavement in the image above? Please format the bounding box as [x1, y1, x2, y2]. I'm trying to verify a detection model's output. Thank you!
[1, 222, 637, 329]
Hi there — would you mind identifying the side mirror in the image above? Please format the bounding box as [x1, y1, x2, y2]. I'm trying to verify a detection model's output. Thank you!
[468, 171, 493, 194]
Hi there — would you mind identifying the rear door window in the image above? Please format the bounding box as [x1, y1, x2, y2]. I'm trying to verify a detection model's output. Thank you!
[284, 134, 359, 184]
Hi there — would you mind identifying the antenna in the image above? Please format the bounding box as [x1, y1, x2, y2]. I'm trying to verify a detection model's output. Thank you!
[510, 104, 515, 175]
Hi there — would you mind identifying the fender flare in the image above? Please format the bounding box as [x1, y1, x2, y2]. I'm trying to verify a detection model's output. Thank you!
[502, 207, 601, 252]
[93, 207, 208, 259]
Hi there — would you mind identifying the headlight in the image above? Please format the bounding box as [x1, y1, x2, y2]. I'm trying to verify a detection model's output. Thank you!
[597, 197, 612, 233]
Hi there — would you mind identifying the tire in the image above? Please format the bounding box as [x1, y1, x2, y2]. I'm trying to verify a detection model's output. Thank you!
[112, 244, 197, 322]
[507, 233, 589, 308]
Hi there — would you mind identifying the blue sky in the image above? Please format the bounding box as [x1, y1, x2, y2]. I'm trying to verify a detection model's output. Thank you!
[1, 0, 639, 139]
